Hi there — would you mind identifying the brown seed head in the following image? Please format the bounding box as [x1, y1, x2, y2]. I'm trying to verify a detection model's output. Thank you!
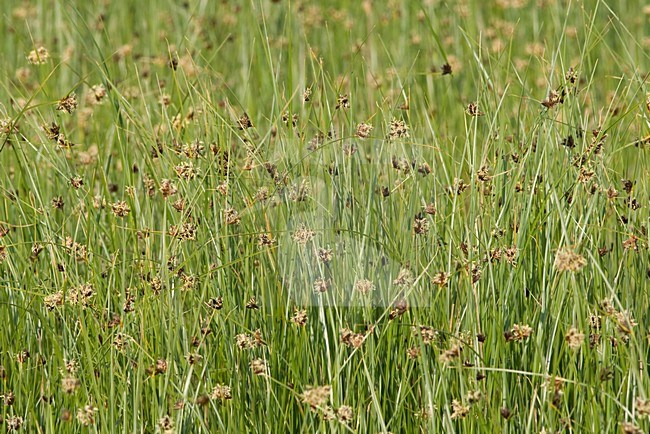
[302, 385, 331, 409]
[554, 248, 586, 272]
[387, 118, 409, 140]
[340, 328, 366, 348]
[353, 278, 374, 295]
[291, 308, 308, 326]
[432, 271, 449, 287]
[237, 112, 253, 130]
[57, 93, 78, 114]
[250, 358, 267, 375]
[335, 94, 350, 109]
[27, 46, 49, 64]
[466, 102, 483, 116]
[565, 327, 585, 350]
[336, 405, 354, 422]
[355, 122, 373, 139]
[76, 404, 98, 426]
[211, 384, 232, 401]
[450, 399, 470, 419]
[111, 201, 131, 217]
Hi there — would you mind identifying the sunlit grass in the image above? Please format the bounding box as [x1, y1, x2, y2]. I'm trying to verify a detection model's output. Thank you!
[0, 0, 649, 432]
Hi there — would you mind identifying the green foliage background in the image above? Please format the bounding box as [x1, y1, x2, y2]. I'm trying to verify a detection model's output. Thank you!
[0, 0, 649, 432]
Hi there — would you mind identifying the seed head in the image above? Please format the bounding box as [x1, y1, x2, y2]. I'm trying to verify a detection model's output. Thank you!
[181, 140, 204, 159]
[174, 162, 197, 180]
[313, 278, 330, 293]
[0, 118, 18, 135]
[565, 67, 578, 85]
[450, 178, 469, 195]
[393, 268, 413, 287]
[541, 89, 564, 108]
[282, 111, 298, 127]
[44, 292, 64, 310]
[70, 176, 84, 189]
[155, 359, 168, 374]
[316, 247, 333, 263]
[554, 248, 586, 272]
[303, 87, 312, 102]
[355, 122, 373, 139]
[389, 298, 408, 320]
[3, 390, 15, 406]
[466, 390, 482, 404]
[291, 308, 308, 326]
[335, 94, 350, 109]
[615, 310, 637, 335]
[180, 273, 198, 291]
[0, 245, 7, 265]
[353, 278, 374, 295]
[621, 422, 643, 434]
[292, 225, 316, 245]
[387, 118, 409, 140]
[235, 333, 256, 350]
[16, 350, 30, 364]
[76, 404, 98, 426]
[423, 203, 436, 215]
[112, 333, 130, 352]
[439, 343, 462, 363]
[86, 84, 107, 105]
[241, 296, 257, 310]
[413, 214, 429, 235]
[57, 93, 78, 114]
[505, 324, 533, 342]
[185, 352, 202, 365]
[450, 399, 470, 419]
[150, 277, 164, 295]
[406, 346, 421, 359]
[211, 384, 232, 401]
[258, 233, 275, 248]
[237, 112, 253, 130]
[302, 385, 331, 409]
[250, 358, 267, 375]
[62, 376, 80, 394]
[158, 415, 174, 434]
[288, 179, 311, 202]
[477, 165, 491, 182]
[336, 405, 354, 422]
[5, 415, 24, 431]
[503, 246, 518, 266]
[417, 162, 431, 175]
[412, 325, 437, 344]
[27, 46, 49, 64]
[340, 328, 366, 348]
[635, 397, 650, 416]
[224, 207, 241, 225]
[466, 102, 483, 116]
[565, 327, 585, 350]
[159, 179, 178, 198]
[111, 200, 131, 217]
[51, 196, 64, 209]
[169, 222, 197, 240]
[622, 235, 638, 251]
[431, 271, 449, 287]
[206, 297, 223, 310]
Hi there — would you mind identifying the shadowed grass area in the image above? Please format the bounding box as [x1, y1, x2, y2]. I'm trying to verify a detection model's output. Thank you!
[0, 0, 649, 432]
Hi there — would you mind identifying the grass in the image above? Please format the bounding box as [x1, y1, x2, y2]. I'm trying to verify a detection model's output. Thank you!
[0, 0, 649, 432]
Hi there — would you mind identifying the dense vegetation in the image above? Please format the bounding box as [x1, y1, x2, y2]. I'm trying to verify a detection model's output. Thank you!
[1, 0, 649, 432]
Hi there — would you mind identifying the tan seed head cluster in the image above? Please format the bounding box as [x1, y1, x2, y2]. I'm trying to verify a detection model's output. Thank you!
[554, 248, 586, 272]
